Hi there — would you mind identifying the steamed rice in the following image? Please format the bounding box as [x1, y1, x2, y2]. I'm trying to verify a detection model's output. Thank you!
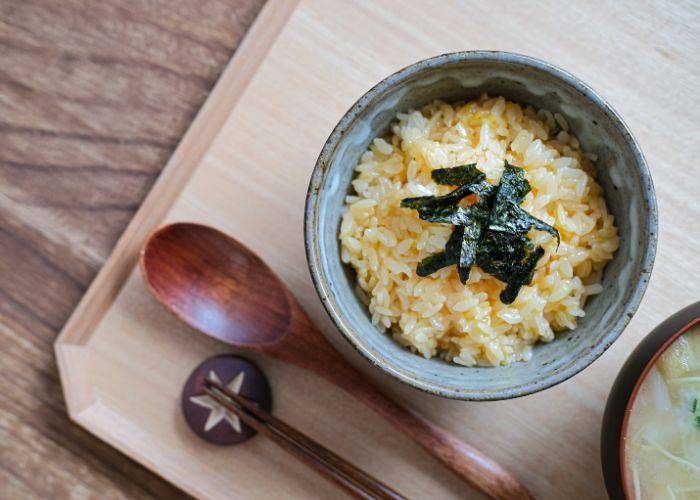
[339, 95, 619, 366]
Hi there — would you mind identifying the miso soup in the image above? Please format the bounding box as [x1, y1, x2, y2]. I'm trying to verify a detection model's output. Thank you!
[624, 325, 700, 499]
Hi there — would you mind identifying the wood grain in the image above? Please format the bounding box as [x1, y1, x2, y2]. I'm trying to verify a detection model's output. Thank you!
[54, 0, 700, 498]
[0, 0, 265, 497]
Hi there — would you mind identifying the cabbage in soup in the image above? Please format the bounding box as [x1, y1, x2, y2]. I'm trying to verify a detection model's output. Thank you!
[625, 325, 700, 499]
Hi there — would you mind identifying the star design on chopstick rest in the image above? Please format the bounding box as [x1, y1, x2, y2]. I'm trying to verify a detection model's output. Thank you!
[189, 370, 246, 433]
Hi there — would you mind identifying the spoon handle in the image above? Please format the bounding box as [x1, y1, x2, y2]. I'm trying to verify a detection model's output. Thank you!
[280, 300, 533, 499]
[322, 361, 533, 500]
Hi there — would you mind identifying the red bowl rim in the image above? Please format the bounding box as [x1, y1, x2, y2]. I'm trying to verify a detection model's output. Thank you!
[619, 315, 700, 497]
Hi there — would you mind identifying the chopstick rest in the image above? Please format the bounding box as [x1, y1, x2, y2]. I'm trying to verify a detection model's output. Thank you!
[181, 355, 272, 445]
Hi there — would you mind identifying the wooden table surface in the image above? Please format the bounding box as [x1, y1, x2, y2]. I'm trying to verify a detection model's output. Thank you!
[0, 1, 265, 497]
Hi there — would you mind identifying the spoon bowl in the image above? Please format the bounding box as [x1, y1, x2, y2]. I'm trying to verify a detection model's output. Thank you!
[141, 223, 290, 347]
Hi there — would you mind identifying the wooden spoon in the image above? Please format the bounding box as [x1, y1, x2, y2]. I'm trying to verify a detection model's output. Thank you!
[140, 222, 532, 500]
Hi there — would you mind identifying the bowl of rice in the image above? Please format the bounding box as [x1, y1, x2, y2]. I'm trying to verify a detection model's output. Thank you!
[305, 51, 657, 400]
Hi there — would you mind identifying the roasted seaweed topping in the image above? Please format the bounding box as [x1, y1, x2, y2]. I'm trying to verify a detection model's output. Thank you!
[416, 203, 489, 226]
[476, 232, 545, 304]
[455, 202, 490, 283]
[416, 203, 459, 224]
[431, 163, 482, 186]
[487, 164, 560, 245]
[416, 226, 463, 277]
[469, 179, 496, 200]
[401, 180, 483, 211]
[415, 206, 488, 282]
[457, 215, 483, 283]
[401, 164, 489, 210]
[404, 162, 557, 304]
[400, 184, 467, 209]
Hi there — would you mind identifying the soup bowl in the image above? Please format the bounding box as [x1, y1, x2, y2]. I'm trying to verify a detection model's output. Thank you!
[305, 51, 658, 400]
[601, 300, 700, 499]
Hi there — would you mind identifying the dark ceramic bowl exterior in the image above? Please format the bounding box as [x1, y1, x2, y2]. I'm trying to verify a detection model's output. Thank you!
[305, 51, 658, 400]
[601, 301, 700, 499]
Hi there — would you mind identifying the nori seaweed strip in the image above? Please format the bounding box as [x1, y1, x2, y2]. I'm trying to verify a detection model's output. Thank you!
[499, 246, 545, 304]
[452, 203, 490, 282]
[475, 232, 531, 280]
[488, 203, 560, 244]
[417, 203, 458, 223]
[496, 163, 531, 203]
[445, 226, 464, 262]
[417, 204, 489, 227]
[413, 176, 493, 225]
[487, 163, 560, 244]
[457, 221, 481, 283]
[401, 182, 475, 209]
[400, 196, 430, 209]
[400, 196, 435, 209]
[516, 210, 560, 245]
[476, 232, 545, 304]
[469, 179, 496, 200]
[416, 205, 488, 282]
[416, 252, 450, 277]
[416, 226, 464, 277]
[449, 204, 482, 225]
[431, 164, 481, 186]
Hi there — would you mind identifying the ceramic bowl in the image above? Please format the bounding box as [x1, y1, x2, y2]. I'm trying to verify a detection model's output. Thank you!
[305, 51, 657, 400]
[601, 301, 700, 499]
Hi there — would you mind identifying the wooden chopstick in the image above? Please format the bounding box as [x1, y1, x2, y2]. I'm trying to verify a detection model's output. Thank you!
[203, 379, 406, 500]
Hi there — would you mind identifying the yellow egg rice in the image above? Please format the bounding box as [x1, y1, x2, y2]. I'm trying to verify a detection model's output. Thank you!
[339, 95, 619, 366]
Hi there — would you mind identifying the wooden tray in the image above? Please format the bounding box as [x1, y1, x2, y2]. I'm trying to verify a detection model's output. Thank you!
[55, 1, 699, 498]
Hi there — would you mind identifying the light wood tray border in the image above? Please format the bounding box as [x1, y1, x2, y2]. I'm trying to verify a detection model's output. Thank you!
[54, 0, 299, 474]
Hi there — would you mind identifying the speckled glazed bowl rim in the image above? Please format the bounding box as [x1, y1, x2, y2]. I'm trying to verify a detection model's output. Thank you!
[305, 50, 658, 400]
[619, 314, 700, 497]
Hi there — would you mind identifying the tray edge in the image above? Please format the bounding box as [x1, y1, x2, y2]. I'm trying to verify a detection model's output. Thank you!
[53, 0, 300, 472]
